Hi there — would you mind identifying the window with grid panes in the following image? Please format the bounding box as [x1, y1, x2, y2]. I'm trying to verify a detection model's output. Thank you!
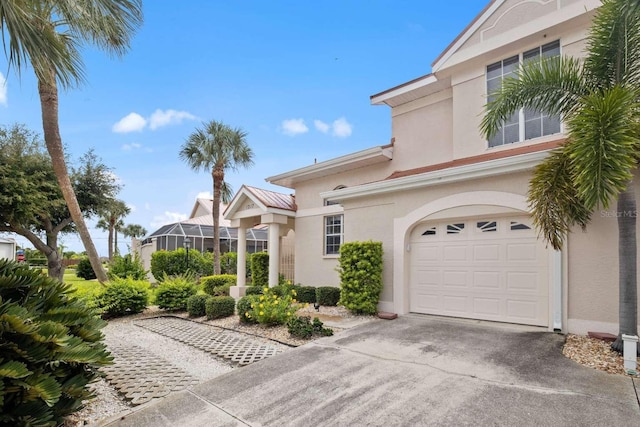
[324, 215, 343, 255]
[487, 40, 561, 147]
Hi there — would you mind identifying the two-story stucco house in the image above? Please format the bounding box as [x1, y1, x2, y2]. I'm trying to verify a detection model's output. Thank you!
[226, 0, 640, 336]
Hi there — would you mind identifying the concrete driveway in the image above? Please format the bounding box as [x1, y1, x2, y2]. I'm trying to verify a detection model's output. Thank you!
[102, 315, 639, 426]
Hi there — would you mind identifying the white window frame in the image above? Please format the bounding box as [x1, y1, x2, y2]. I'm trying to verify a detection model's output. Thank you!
[486, 40, 562, 148]
[324, 214, 343, 256]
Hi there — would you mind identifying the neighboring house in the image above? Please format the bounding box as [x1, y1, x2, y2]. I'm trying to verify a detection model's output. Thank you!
[227, 0, 639, 336]
[136, 197, 270, 280]
[0, 237, 16, 261]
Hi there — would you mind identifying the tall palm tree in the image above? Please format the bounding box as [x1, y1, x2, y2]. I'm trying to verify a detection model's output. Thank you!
[180, 120, 254, 274]
[96, 199, 131, 261]
[122, 223, 148, 239]
[0, 0, 143, 283]
[481, 0, 640, 352]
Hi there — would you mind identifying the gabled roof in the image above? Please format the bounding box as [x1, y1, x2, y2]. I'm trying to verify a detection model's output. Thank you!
[224, 185, 296, 221]
[266, 144, 394, 188]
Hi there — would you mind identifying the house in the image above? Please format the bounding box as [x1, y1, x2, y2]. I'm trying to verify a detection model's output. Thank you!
[136, 197, 270, 280]
[226, 0, 639, 336]
[0, 237, 16, 261]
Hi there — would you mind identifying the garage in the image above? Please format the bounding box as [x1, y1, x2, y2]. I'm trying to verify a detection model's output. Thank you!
[409, 215, 549, 326]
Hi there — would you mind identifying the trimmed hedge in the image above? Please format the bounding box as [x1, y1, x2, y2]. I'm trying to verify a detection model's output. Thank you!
[187, 294, 208, 317]
[95, 278, 150, 317]
[338, 241, 383, 314]
[297, 286, 317, 303]
[150, 248, 213, 281]
[250, 252, 269, 287]
[155, 277, 197, 311]
[220, 252, 237, 274]
[237, 296, 256, 324]
[316, 286, 340, 306]
[201, 274, 236, 296]
[245, 286, 263, 296]
[205, 296, 236, 319]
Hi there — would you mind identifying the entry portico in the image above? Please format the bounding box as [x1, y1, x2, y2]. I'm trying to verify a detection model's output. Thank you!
[224, 185, 296, 297]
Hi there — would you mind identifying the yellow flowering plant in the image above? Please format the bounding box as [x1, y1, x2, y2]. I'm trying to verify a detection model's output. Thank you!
[243, 286, 300, 325]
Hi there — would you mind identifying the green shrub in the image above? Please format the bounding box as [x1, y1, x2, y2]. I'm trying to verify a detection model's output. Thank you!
[0, 259, 111, 426]
[273, 283, 301, 298]
[296, 285, 317, 303]
[221, 252, 237, 274]
[205, 296, 236, 319]
[187, 294, 208, 317]
[108, 253, 147, 280]
[236, 296, 257, 323]
[76, 257, 96, 280]
[245, 286, 263, 296]
[201, 274, 237, 296]
[250, 251, 269, 287]
[243, 287, 298, 325]
[287, 315, 334, 339]
[316, 286, 341, 306]
[150, 248, 213, 281]
[338, 241, 383, 314]
[95, 278, 150, 317]
[155, 275, 197, 311]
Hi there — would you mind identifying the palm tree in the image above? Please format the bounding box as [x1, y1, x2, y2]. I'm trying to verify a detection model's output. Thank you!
[96, 199, 131, 261]
[481, 0, 640, 352]
[122, 223, 148, 240]
[180, 120, 254, 274]
[0, 1, 143, 283]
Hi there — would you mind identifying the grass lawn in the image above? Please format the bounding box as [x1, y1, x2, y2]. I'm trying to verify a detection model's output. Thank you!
[63, 270, 103, 301]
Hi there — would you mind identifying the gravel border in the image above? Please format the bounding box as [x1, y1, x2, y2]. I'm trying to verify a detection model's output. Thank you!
[563, 334, 639, 377]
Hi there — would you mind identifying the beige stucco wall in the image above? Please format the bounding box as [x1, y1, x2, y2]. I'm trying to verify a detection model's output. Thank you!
[566, 177, 640, 335]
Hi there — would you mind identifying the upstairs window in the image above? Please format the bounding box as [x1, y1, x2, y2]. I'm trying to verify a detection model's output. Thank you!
[324, 215, 343, 255]
[487, 40, 562, 148]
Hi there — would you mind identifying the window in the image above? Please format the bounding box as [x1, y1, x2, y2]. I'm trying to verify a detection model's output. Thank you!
[487, 40, 561, 147]
[477, 221, 497, 232]
[324, 215, 343, 255]
[422, 226, 436, 236]
[510, 221, 532, 231]
[447, 223, 465, 234]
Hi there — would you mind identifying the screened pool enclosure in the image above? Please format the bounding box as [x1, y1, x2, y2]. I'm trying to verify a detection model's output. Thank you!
[142, 222, 268, 254]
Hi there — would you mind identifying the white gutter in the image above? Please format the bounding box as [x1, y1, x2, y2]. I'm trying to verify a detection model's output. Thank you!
[321, 150, 550, 202]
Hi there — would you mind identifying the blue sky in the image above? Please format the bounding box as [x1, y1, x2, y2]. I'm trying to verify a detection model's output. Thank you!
[1, 1, 488, 255]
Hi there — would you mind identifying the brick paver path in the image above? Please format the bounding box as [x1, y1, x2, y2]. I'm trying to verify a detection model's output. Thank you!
[102, 316, 284, 406]
[101, 344, 199, 405]
[134, 316, 283, 366]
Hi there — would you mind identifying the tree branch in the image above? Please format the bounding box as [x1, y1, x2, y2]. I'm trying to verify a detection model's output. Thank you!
[53, 217, 73, 234]
[7, 221, 54, 255]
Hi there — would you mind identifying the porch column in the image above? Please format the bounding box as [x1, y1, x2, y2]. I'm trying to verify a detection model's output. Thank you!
[268, 222, 280, 287]
[237, 226, 247, 287]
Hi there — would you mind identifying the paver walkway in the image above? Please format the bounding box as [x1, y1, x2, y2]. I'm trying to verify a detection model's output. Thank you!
[134, 316, 283, 366]
[102, 316, 284, 406]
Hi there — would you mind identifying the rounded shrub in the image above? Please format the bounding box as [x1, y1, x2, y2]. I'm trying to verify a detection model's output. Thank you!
[76, 257, 96, 280]
[95, 278, 150, 317]
[201, 274, 236, 296]
[155, 275, 197, 311]
[237, 296, 256, 323]
[296, 285, 317, 303]
[205, 296, 236, 319]
[0, 259, 111, 426]
[187, 294, 208, 317]
[287, 315, 333, 339]
[316, 286, 341, 306]
[107, 253, 147, 280]
[243, 287, 298, 325]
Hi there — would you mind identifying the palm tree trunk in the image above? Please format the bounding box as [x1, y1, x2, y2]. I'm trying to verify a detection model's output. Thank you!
[612, 183, 639, 353]
[37, 66, 108, 283]
[212, 168, 224, 275]
[108, 220, 114, 261]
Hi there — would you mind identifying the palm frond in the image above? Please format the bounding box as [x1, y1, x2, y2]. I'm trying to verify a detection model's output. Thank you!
[566, 85, 639, 210]
[528, 146, 591, 250]
[481, 56, 587, 139]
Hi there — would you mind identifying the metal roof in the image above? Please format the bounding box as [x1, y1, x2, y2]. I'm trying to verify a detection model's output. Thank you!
[244, 186, 296, 211]
[147, 222, 267, 241]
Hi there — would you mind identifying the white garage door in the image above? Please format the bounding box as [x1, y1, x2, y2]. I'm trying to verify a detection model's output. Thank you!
[409, 216, 549, 326]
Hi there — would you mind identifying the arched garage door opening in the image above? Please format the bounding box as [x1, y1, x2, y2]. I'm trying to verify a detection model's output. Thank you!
[408, 214, 550, 327]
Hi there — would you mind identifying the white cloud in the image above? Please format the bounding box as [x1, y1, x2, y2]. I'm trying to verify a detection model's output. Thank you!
[122, 142, 142, 151]
[150, 211, 188, 228]
[127, 203, 137, 213]
[113, 112, 147, 133]
[281, 118, 309, 136]
[149, 109, 198, 130]
[332, 117, 353, 138]
[314, 119, 330, 134]
[196, 191, 213, 200]
[0, 73, 7, 106]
